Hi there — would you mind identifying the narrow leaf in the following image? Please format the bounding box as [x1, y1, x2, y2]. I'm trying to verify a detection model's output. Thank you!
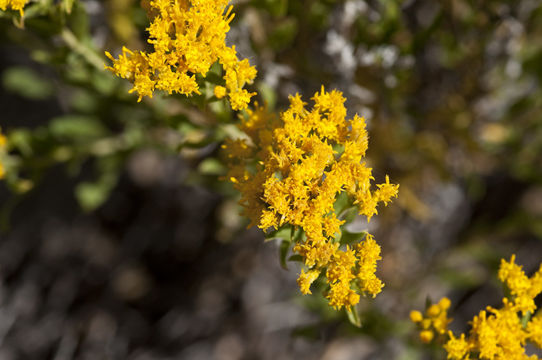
[265, 225, 292, 242]
[346, 306, 362, 328]
[339, 230, 367, 246]
[279, 239, 290, 270]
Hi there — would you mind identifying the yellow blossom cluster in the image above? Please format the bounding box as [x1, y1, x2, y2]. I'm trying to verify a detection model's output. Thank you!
[412, 256, 542, 360]
[222, 88, 399, 309]
[410, 297, 452, 343]
[0, 129, 6, 179]
[498, 255, 542, 315]
[105, 0, 257, 110]
[0, 0, 26, 16]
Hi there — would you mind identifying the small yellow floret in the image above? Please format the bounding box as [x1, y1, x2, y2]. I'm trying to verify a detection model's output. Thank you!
[498, 254, 541, 315]
[444, 332, 470, 360]
[410, 310, 423, 323]
[527, 315, 542, 348]
[427, 304, 440, 317]
[214, 85, 227, 99]
[420, 330, 434, 343]
[297, 269, 320, 295]
[438, 297, 451, 311]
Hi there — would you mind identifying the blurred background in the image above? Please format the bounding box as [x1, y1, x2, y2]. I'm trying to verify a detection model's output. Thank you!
[1, 0, 542, 359]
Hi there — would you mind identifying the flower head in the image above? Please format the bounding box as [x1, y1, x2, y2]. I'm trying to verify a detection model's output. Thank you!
[498, 254, 542, 315]
[413, 256, 542, 359]
[411, 297, 453, 344]
[105, 0, 256, 109]
[444, 332, 471, 360]
[223, 88, 399, 309]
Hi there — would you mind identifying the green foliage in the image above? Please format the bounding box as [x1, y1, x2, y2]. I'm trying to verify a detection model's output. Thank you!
[2, 66, 54, 99]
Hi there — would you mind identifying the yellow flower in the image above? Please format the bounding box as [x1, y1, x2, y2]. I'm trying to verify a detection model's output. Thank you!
[297, 269, 320, 295]
[439, 297, 452, 311]
[410, 297, 453, 343]
[0, 0, 26, 16]
[105, 0, 256, 109]
[356, 234, 384, 297]
[498, 255, 542, 315]
[410, 310, 423, 323]
[427, 304, 441, 318]
[527, 314, 542, 348]
[214, 85, 227, 99]
[444, 332, 470, 360]
[420, 330, 435, 344]
[327, 279, 360, 310]
[470, 300, 528, 360]
[223, 89, 398, 309]
[415, 256, 542, 360]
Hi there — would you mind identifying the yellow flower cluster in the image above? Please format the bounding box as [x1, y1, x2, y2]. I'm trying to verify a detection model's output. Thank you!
[0, 0, 26, 16]
[0, 129, 7, 179]
[410, 297, 452, 343]
[498, 254, 542, 315]
[105, 0, 257, 110]
[412, 256, 542, 360]
[223, 88, 399, 309]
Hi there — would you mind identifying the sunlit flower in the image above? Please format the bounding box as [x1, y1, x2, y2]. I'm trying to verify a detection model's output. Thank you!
[527, 314, 542, 348]
[297, 269, 320, 295]
[223, 88, 399, 309]
[105, 0, 256, 110]
[444, 332, 470, 360]
[411, 297, 453, 344]
[498, 254, 542, 315]
[413, 256, 542, 359]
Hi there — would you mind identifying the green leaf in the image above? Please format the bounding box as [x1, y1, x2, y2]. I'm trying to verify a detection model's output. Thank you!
[333, 192, 350, 214]
[257, 82, 277, 110]
[265, 225, 292, 242]
[168, 114, 190, 129]
[68, 1, 91, 41]
[75, 167, 117, 212]
[198, 158, 226, 175]
[70, 89, 100, 113]
[2, 67, 54, 100]
[75, 178, 114, 212]
[521, 311, 531, 329]
[346, 306, 362, 328]
[204, 71, 224, 86]
[292, 227, 305, 242]
[339, 230, 367, 246]
[338, 207, 357, 223]
[287, 254, 303, 263]
[49, 115, 108, 140]
[8, 129, 34, 156]
[279, 239, 291, 270]
[62, 0, 75, 14]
